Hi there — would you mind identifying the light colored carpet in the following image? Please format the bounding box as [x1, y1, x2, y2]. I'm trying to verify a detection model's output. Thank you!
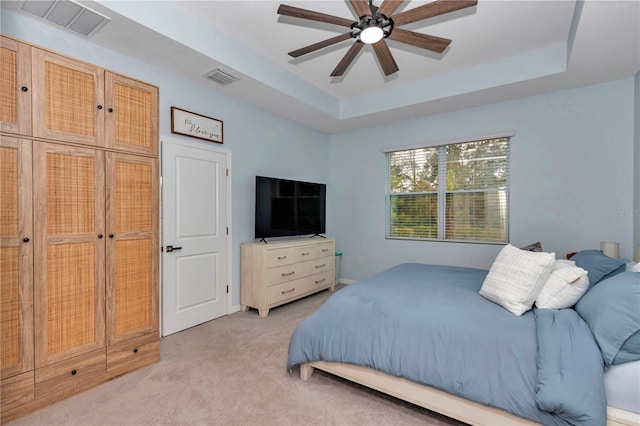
[8, 286, 465, 426]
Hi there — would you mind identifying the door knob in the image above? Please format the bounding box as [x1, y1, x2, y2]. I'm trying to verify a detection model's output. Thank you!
[166, 245, 182, 253]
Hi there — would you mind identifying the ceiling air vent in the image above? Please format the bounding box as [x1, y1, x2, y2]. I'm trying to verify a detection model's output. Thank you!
[16, 0, 110, 38]
[203, 68, 240, 86]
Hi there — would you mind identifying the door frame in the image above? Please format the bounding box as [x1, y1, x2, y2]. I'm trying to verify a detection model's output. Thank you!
[159, 135, 232, 337]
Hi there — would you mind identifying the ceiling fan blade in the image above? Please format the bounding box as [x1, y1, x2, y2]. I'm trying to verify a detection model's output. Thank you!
[349, 0, 371, 17]
[387, 28, 451, 53]
[288, 33, 353, 58]
[331, 41, 365, 77]
[277, 4, 355, 27]
[377, 0, 404, 17]
[372, 39, 399, 76]
[391, 0, 477, 26]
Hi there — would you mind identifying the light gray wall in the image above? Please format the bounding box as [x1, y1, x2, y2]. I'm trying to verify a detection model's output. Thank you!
[3, 8, 637, 296]
[1, 10, 329, 308]
[327, 78, 637, 281]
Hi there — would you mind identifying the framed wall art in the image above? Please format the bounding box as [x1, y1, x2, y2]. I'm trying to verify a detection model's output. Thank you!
[171, 107, 223, 143]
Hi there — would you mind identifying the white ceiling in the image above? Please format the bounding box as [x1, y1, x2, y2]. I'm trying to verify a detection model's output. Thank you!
[6, 0, 640, 133]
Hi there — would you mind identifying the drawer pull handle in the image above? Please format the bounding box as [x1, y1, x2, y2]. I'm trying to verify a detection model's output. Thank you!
[277, 255, 287, 260]
[281, 271, 295, 277]
[315, 278, 326, 284]
[133, 348, 138, 353]
[301, 252, 310, 256]
[281, 288, 295, 294]
[315, 264, 326, 268]
[71, 370, 77, 375]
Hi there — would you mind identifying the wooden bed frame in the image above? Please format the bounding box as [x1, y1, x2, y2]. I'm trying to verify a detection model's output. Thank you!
[300, 361, 640, 426]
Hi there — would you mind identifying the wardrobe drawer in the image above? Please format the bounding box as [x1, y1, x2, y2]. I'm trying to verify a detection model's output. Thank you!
[1, 371, 34, 413]
[107, 333, 159, 377]
[35, 350, 106, 400]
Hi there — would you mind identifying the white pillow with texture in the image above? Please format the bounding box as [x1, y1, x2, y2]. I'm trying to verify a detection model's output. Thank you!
[479, 244, 556, 315]
[535, 266, 589, 309]
[552, 259, 576, 270]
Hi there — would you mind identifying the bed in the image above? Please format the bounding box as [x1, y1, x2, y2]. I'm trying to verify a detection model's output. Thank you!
[287, 247, 640, 426]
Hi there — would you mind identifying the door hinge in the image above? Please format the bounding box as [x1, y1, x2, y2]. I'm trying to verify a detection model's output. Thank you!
[226, 168, 229, 177]
[226, 227, 229, 235]
[226, 285, 229, 294]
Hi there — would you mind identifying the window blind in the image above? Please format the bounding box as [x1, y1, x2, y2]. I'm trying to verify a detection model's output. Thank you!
[385, 137, 510, 242]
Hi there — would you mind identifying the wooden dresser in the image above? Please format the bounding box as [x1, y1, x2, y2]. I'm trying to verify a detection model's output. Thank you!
[0, 34, 159, 423]
[241, 238, 335, 317]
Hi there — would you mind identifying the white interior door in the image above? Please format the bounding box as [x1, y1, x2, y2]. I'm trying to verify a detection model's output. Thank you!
[161, 137, 229, 336]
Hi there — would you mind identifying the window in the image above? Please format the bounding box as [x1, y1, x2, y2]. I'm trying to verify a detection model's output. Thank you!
[385, 136, 510, 243]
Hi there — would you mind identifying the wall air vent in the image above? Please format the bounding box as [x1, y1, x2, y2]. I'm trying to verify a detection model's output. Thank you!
[16, 0, 110, 38]
[203, 68, 240, 86]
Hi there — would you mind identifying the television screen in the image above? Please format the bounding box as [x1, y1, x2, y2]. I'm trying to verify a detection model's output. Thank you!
[255, 176, 326, 239]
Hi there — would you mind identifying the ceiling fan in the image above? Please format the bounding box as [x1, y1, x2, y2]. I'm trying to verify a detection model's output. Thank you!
[277, 0, 478, 77]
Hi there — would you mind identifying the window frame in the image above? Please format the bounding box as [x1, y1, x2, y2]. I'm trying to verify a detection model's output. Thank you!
[384, 133, 513, 244]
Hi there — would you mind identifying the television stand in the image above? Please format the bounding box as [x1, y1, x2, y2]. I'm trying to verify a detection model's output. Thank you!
[241, 238, 336, 317]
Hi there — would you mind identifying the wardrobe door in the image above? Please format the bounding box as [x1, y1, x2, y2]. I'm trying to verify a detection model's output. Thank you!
[32, 48, 104, 147]
[105, 72, 158, 156]
[0, 36, 32, 135]
[33, 142, 105, 367]
[0, 137, 33, 379]
[105, 152, 158, 345]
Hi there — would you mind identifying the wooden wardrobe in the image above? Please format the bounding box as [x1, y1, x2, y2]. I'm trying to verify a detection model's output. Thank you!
[0, 34, 159, 422]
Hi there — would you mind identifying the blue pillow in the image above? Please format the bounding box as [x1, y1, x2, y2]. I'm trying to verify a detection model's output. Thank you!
[614, 330, 640, 364]
[575, 272, 640, 367]
[571, 249, 626, 287]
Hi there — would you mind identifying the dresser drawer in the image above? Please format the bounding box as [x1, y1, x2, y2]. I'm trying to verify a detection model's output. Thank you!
[267, 271, 333, 306]
[307, 270, 333, 292]
[266, 256, 333, 286]
[107, 333, 159, 377]
[314, 242, 333, 258]
[1, 371, 34, 413]
[35, 350, 106, 400]
[266, 241, 333, 267]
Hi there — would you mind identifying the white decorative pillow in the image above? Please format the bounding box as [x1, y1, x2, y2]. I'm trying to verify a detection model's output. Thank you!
[479, 244, 556, 315]
[626, 262, 640, 272]
[535, 266, 589, 309]
[552, 259, 576, 270]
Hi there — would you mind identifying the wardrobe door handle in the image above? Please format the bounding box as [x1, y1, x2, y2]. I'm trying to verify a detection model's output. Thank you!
[21, 86, 28, 92]
[98, 234, 104, 238]
[97, 105, 103, 110]
[23, 237, 30, 242]
[109, 234, 114, 238]
[108, 108, 113, 113]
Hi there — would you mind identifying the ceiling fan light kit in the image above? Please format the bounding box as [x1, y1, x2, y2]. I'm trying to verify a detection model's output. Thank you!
[277, 0, 478, 77]
[359, 21, 385, 44]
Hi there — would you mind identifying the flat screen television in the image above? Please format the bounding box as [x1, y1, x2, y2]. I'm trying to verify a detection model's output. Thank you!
[255, 176, 326, 240]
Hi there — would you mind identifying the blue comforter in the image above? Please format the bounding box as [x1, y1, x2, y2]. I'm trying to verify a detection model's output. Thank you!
[287, 263, 606, 425]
